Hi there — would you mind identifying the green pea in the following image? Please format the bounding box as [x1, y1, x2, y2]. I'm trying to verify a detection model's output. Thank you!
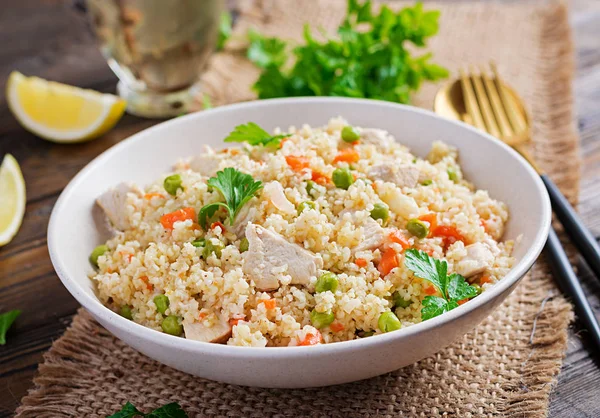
[378, 312, 402, 333]
[421, 179, 433, 186]
[305, 180, 316, 196]
[315, 272, 339, 293]
[202, 240, 224, 259]
[406, 218, 429, 239]
[447, 167, 459, 183]
[119, 305, 133, 320]
[370, 203, 390, 226]
[161, 315, 183, 336]
[341, 126, 360, 143]
[392, 291, 412, 309]
[89, 244, 108, 267]
[164, 174, 183, 196]
[239, 237, 249, 253]
[154, 294, 170, 315]
[472, 283, 482, 295]
[310, 309, 335, 329]
[191, 238, 206, 248]
[297, 201, 316, 215]
[332, 167, 354, 190]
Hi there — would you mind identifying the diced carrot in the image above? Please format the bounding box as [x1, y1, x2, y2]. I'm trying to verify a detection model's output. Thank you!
[355, 258, 368, 268]
[311, 171, 330, 185]
[198, 312, 208, 320]
[298, 330, 322, 346]
[389, 230, 410, 250]
[432, 225, 466, 245]
[230, 149, 240, 156]
[160, 207, 196, 230]
[457, 298, 469, 305]
[419, 213, 438, 237]
[139, 276, 153, 291]
[378, 248, 399, 276]
[229, 318, 241, 326]
[211, 221, 226, 232]
[285, 155, 310, 171]
[144, 193, 165, 200]
[424, 285, 437, 295]
[480, 275, 492, 285]
[261, 299, 277, 310]
[333, 148, 359, 164]
[330, 322, 345, 332]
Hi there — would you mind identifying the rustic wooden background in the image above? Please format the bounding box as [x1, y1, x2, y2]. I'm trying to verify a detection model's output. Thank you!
[0, 0, 599, 416]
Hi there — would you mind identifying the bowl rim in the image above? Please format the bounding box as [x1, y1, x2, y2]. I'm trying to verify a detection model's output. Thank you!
[48, 97, 551, 358]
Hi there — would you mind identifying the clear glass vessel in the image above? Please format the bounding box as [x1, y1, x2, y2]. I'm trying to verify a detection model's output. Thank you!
[87, 0, 222, 118]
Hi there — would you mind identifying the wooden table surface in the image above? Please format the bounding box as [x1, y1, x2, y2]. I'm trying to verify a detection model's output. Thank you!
[1, 0, 599, 416]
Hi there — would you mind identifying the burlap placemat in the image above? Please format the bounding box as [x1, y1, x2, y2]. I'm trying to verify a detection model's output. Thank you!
[17, 0, 579, 416]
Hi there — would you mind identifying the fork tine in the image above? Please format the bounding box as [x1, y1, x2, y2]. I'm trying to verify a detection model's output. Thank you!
[459, 68, 486, 131]
[481, 66, 513, 138]
[469, 66, 501, 138]
[491, 62, 527, 134]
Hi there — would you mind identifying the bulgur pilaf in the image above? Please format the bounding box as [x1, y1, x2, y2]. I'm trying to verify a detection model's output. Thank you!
[90, 118, 513, 347]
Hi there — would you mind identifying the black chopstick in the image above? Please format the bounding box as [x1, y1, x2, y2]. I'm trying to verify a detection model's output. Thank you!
[542, 174, 600, 283]
[545, 227, 600, 352]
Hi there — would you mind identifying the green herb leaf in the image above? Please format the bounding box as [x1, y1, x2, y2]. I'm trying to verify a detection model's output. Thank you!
[421, 296, 449, 321]
[198, 202, 227, 230]
[247, 29, 288, 69]
[0, 310, 21, 345]
[217, 11, 232, 50]
[404, 248, 447, 296]
[202, 168, 263, 226]
[108, 402, 188, 418]
[202, 94, 213, 110]
[447, 273, 478, 301]
[223, 122, 287, 148]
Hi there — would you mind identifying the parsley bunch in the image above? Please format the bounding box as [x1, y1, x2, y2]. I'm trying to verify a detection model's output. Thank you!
[223, 122, 287, 148]
[248, 0, 448, 103]
[198, 168, 263, 229]
[108, 401, 187, 418]
[404, 249, 478, 320]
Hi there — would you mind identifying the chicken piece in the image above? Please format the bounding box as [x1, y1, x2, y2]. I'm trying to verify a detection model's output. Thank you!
[189, 147, 223, 177]
[353, 217, 385, 253]
[243, 224, 323, 290]
[183, 317, 232, 343]
[455, 242, 495, 278]
[96, 183, 141, 231]
[232, 204, 257, 237]
[263, 181, 295, 214]
[379, 187, 420, 219]
[368, 163, 420, 188]
[359, 128, 396, 151]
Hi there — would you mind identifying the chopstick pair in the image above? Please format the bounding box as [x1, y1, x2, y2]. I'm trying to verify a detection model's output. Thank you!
[457, 63, 600, 353]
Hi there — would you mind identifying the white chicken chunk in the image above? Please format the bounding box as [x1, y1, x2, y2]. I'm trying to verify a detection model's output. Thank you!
[455, 242, 495, 278]
[96, 182, 140, 231]
[359, 128, 396, 151]
[183, 317, 232, 343]
[263, 181, 295, 214]
[232, 204, 257, 237]
[353, 217, 385, 253]
[368, 163, 420, 188]
[243, 224, 323, 291]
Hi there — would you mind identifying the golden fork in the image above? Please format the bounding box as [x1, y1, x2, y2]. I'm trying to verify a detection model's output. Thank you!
[435, 62, 600, 352]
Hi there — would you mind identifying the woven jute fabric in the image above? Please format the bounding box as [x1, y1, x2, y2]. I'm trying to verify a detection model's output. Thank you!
[17, 1, 579, 417]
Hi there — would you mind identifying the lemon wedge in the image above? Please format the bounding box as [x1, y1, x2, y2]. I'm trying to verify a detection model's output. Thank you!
[6, 71, 126, 143]
[0, 154, 26, 246]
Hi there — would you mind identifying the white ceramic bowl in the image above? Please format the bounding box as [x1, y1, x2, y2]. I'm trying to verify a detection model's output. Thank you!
[48, 98, 551, 388]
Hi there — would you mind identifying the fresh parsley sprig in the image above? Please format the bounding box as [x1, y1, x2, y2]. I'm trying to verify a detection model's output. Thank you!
[223, 122, 288, 148]
[108, 401, 188, 418]
[198, 168, 263, 229]
[247, 0, 448, 104]
[0, 309, 21, 345]
[404, 249, 478, 321]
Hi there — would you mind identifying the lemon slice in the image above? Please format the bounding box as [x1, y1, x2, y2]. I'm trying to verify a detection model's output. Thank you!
[0, 154, 26, 246]
[6, 71, 126, 143]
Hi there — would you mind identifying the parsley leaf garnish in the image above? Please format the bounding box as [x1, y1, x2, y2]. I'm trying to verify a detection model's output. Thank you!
[198, 168, 263, 229]
[223, 122, 288, 148]
[108, 401, 188, 418]
[249, 0, 448, 104]
[404, 249, 479, 321]
[0, 309, 21, 345]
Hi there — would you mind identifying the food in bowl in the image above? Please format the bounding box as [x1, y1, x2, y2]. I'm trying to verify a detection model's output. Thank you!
[90, 117, 514, 347]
